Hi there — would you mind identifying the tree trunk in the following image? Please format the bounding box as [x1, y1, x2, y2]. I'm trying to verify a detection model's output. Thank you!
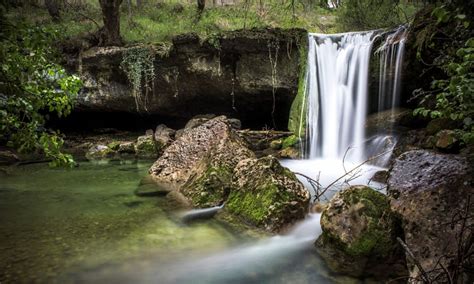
[45, 0, 61, 22]
[98, 0, 123, 46]
[197, 0, 205, 18]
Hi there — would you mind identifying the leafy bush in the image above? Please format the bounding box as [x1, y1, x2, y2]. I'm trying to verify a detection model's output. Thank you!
[0, 20, 82, 167]
[413, 5, 473, 145]
[337, 0, 413, 31]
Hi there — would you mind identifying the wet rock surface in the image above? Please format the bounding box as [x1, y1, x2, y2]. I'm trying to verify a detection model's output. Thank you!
[315, 186, 406, 278]
[388, 150, 473, 281]
[226, 156, 310, 232]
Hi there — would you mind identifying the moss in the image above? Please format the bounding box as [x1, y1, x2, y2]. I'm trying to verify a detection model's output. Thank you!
[226, 180, 291, 226]
[107, 141, 121, 151]
[135, 136, 157, 158]
[324, 186, 396, 257]
[282, 135, 299, 149]
[288, 34, 308, 136]
[184, 166, 232, 207]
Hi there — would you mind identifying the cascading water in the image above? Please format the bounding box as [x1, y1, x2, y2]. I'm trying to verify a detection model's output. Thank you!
[284, 27, 407, 197]
[305, 31, 376, 162]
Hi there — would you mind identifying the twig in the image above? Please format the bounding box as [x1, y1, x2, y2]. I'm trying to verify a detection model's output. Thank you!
[397, 237, 431, 283]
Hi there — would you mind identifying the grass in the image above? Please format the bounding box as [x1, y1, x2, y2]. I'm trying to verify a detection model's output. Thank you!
[5, 0, 337, 45]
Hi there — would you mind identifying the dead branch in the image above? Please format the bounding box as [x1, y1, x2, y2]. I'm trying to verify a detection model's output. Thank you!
[397, 237, 431, 283]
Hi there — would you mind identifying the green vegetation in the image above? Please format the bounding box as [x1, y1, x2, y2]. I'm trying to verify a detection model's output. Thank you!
[183, 166, 232, 207]
[413, 5, 473, 145]
[0, 15, 82, 167]
[120, 46, 156, 112]
[4, 0, 338, 45]
[337, 0, 418, 31]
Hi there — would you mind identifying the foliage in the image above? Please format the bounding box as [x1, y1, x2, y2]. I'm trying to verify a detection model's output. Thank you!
[120, 46, 155, 112]
[0, 21, 82, 167]
[413, 5, 473, 144]
[336, 0, 418, 31]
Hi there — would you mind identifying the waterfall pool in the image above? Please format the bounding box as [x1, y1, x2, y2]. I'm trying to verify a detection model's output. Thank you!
[1, 160, 366, 284]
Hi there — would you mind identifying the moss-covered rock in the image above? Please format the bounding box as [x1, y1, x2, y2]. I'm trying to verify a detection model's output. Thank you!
[85, 145, 116, 160]
[135, 135, 158, 159]
[319, 186, 397, 257]
[282, 134, 299, 149]
[288, 35, 308, 135]
[181, 166, 232, 207]
[279, 147, 300, 159]
[315, 186, 406, 278]
[269, 139, 283, 150]
[435, 129, 459, 151]
[226, 156, 310, 232]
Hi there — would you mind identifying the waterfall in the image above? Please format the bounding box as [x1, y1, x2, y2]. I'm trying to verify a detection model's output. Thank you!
[284, 27, 407, 198]
[376, 26, 407, 112]
[305, 31, 377, 162]
[303, 27, 407, 165]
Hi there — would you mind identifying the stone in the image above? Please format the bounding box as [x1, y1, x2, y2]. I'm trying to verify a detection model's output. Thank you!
[435, 129, 458, 151]
[279, 147, 300, 159]
[117, 142, 136, 154]
[364, 108, 415, 133]
[0, 150, 19, 165]
[269, 139, 282, 150]
[388, 150, 473, 281]
[184, 114, 216, 130]
[149, 116, 254, 198]
[135, 135, 158, 159]
[226, 156, 310, 232]
[371, 170, 389, 183]
[154, 124, 175, 149]
[145, 129, 154, 136]
[85, 145, 115, 160]
[228, 118, 242, 130]
[426, 118, 460, 135]
[316, 186, 406, 278]
[72, 29, 305, 130]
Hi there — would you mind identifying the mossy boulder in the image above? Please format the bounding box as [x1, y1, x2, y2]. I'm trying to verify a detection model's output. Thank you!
[85, 145, 116, 160]
[226, 156, 310, 232]
[135, 135, 158, 159]
[154, 124, 175, 151]
[315, 186, 406, 278]
[435, 129, 459, 151]
[319, 186, 397, 257]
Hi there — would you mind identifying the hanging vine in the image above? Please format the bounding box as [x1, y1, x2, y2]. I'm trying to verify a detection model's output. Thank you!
[120, 46, 156, 112]
[268, 39, 280, 129]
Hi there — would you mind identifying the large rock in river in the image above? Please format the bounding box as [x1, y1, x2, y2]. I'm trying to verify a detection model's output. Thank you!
[388, 150, 473, 281]
[226, 156, 310, 232]
[148, 116, 254, 201]
[315, 186, 406, 279]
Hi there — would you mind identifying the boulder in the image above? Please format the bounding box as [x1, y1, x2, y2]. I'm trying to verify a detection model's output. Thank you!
[85, 145, 115, 160]
[154, 124, 175, 149]
[184, 114, 216, 130]
[269, 139, 282, 150]
[388, 150, 473, 281]
[426, 118, 460, 135]
[434, 129, 458, 151]
[149, 116, 254, 197]
[279, 147, 300, 159]
[117, 142, 136, 154]
[315, 186, 406, 278]
[135, 135, 158, 159]
[226, 156, 310, 232]
[0, 150, 19, 165]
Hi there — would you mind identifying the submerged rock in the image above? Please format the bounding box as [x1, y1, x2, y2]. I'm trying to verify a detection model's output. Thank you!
[315, 186, 406, 278]
[226, 156, 310, 232]
[388, 150, 473, 281]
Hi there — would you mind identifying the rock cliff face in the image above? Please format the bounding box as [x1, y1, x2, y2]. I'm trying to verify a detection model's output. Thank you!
[69, 28, 305, 130]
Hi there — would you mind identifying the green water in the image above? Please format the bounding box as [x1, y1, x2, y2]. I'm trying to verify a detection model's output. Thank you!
[0, 161, 246, 283]
[0, 161, 367, 284]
